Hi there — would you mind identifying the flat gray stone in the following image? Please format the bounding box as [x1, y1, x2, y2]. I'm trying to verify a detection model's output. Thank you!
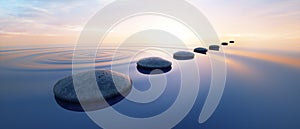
[137, 57, 172, 69]
[194, 47, 208, 54]
[209, 45, 220, 51]
[173, 51, 194, 60]
[53, 70, 132, 111]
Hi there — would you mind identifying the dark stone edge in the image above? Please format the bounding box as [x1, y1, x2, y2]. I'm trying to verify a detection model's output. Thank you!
[136, 65, 172, 74]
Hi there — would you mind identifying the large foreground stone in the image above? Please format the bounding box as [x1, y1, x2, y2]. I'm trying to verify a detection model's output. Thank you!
[53, 70, 132, 111]
[173, 51, 194, 60]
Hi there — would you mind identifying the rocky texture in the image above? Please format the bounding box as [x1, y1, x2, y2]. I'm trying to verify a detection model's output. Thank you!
[137, 57, 172, 69]
[136, 57, 172, 75]
[53, 70, 132, 111]
[173, 51, 194, 60]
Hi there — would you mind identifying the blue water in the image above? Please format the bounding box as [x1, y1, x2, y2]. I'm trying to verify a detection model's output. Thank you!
[0, 45, 299, 129]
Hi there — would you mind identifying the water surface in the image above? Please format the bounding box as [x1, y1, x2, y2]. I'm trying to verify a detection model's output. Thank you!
[0, 45, 299, 129]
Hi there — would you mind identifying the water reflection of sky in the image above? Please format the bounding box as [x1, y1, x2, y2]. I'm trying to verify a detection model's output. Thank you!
[0, 44, 299, 129]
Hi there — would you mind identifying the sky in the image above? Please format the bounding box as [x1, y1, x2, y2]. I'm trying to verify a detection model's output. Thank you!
[0, 0, 299, 49]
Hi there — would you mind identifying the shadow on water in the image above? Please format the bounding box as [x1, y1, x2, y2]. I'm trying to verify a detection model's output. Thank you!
[54, 95, 126, 112]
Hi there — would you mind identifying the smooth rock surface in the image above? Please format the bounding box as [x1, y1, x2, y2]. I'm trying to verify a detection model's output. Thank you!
[194, 47, 208, 54]
[137, 57, 172, 69]
[173, 51, 194, 60]
[53, 70, 132, 111]
[209, 45, 220, 51]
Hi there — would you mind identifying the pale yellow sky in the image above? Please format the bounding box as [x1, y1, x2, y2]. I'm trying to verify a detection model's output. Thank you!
[0, 0, 299, 50]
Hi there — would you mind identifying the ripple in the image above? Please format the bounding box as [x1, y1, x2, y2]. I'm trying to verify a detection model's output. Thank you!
[0, 46, 138, 72]
[0, 45, 199, 72]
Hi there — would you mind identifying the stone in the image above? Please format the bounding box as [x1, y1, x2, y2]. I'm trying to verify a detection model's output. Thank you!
[53, 70, 132, 111]
[194, 47, 208, 54]
[137, 57, 172, 70]
[137, 66, 172, 75]
[221, 42, 228, 46]
[209, 45, 220, 51]
[173, 51, 194, 60]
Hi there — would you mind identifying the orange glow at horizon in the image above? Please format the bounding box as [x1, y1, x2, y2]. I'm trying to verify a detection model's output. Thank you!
[224, 49, 300, 69]
[0, 0, 299, 50]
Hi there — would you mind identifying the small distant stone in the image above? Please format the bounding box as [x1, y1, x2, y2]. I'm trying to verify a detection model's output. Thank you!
[137, 57, 172, 70]
[53, 70, 132, 111]
[229, 41, 235, 44]
[221, 42, 228, 46]
[173, 51, 194, 60]
[209, 45, 220, 51]
[194, 47, 208, 54]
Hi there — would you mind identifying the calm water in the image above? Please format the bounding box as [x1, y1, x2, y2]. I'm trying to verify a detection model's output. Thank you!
[0, 45, 299, 129]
